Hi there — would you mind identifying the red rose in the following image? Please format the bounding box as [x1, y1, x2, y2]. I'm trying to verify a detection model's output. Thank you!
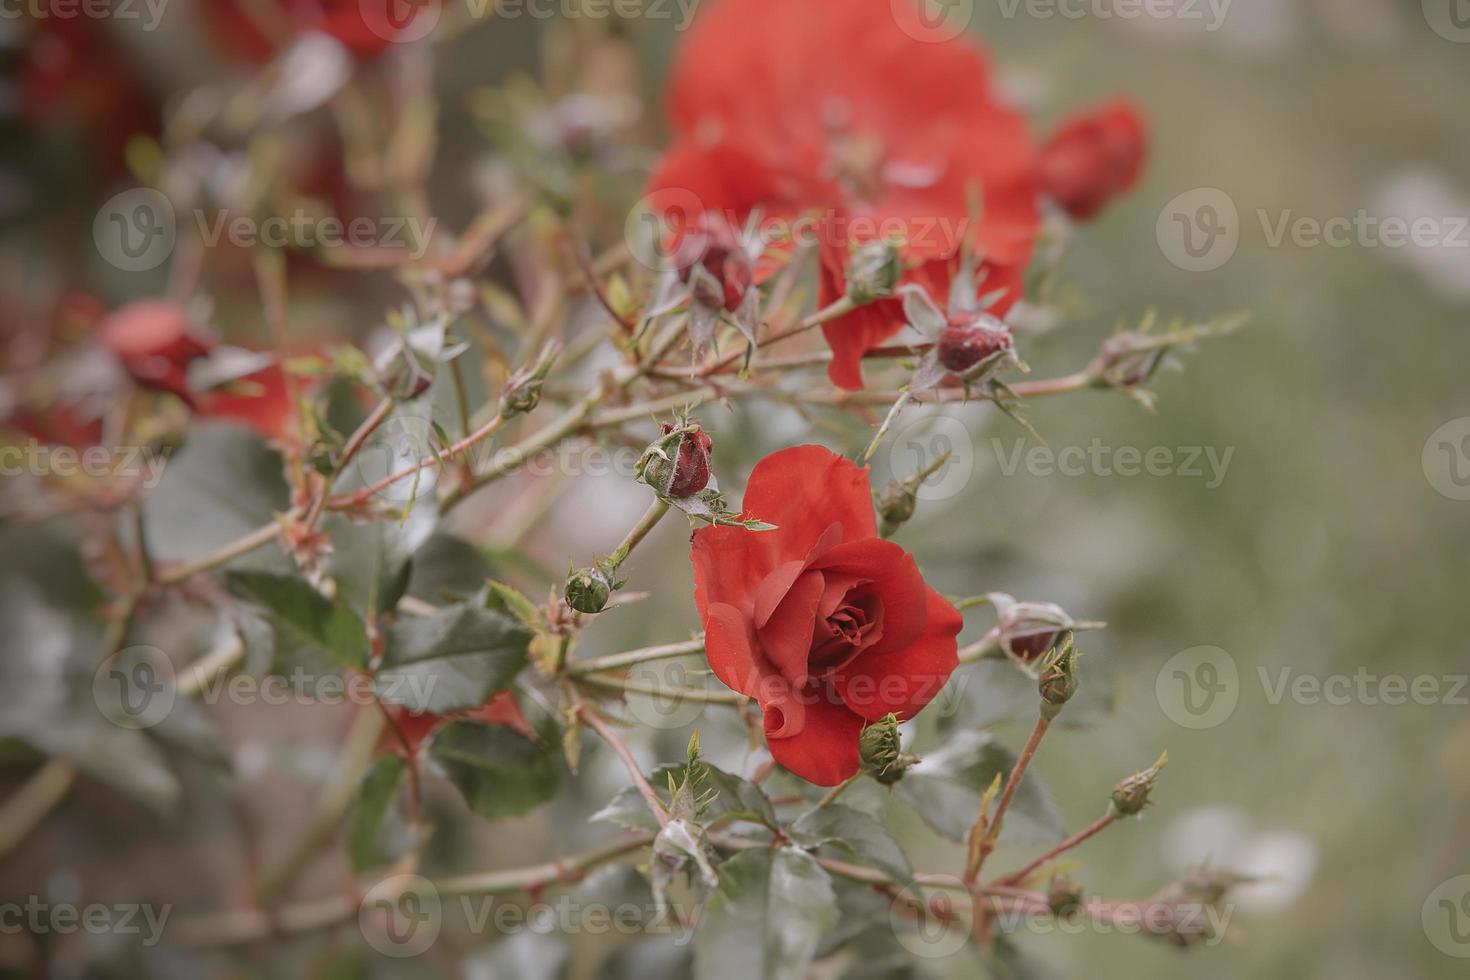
[99, 300, 212, 405]
[198, 362, 299, 443]
[380, 691, 534, 759]
[649, 0, 1040, 390]
[1038, 101, 1147, 222]
[691, 446, 963, 785]
[204, 0, 438, 63]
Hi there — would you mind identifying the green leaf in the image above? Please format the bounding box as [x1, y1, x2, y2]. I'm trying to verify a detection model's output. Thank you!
[428, 721, 558, 820]
[791, 804, 912, 886]
[894, 731, 1063, 844]
[324, 502, 437, 618]
[483, 578, 543, 629]
[406, 533, 495, 604]
[349, 755, 406, 872]
[592, 762, 776, 833]
[143, 424, 291, 573]
[694, 847, 838, 980]
[375, 603, 531, 714]
[226, 571, 367, 670]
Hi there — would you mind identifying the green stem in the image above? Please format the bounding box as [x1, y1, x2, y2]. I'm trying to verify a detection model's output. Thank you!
[565, 637, 705, 677]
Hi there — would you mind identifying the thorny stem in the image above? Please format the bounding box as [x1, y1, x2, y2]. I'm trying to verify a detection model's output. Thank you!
[573, 672, 748, 707]
[967, 715, 1051, 886]
[565, 636, 705, 677]
[697, 294, 858, 377]
[577, 706, 667, 828]
[303, 397, 395, 528]
[995, 811, 1119, 888]
[607, 497, 671, 567]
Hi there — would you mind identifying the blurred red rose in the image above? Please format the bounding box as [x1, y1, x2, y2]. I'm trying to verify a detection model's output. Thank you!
[648, 0, 1040, 390]
[1038, 102, 1147, 222]
[380, 691, 534, 758]
[690, 446, 962, 785]
[197, 362, 299, 443]
[205, 0, 439, 63]
[99, 301, 212, 406]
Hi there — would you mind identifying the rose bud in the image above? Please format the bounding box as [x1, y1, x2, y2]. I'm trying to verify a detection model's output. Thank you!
[1047, 874, 1085, 920]
[374, 339, 434, 401]
[565, 564, 615, 615]
[985, 593, 1087, 664]
[1038, 637, 1080, 721]
[859, 712, 913, 785]
[874, 479, 918, 538]
[673, 218, 752, 313]
[844, 239, 903, 305]
[936, 312, 1012, 375]
[638, 419, 713, 499]
[99, 300, 212, 404]
[1038, 101, 1147, 222]
[1110, 750, 1168, 817]
[499, 343, 560, 419]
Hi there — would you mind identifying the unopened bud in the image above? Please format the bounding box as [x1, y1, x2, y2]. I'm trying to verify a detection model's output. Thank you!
[1047, 874, 1085, 920]
[564, 564, 614, 614]
[674, 222, 752, 313]
[375, 340, 434, 400]
[1038, 637, 1079, 720]
[859, 713, 913, 785]
[499, 344, 560, 419]
[874, 479, 917, 537]
[1110, 750, 1168, 817]
[638, 419, 713, 498]
[845, 239, 903, 304]
[936, 312, 1012, 374]
[988, 593, 1084, 664]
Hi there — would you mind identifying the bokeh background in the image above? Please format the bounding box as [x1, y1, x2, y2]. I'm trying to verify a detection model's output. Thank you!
[3, 1, 1469, 978]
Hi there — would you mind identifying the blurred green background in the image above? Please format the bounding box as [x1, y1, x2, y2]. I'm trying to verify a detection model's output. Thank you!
[4, 1, 1470, 978]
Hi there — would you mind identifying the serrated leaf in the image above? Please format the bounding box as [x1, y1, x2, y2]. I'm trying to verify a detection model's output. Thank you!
[375, 603, 530, 714]
[894, 731, 1063, 845]
[791, 804, 912, 886]
[694, 847, 838, 980]
[349, 755, 406, 872]
[483, 579, 543, 629]
[324, 500, 437, 618]
[226, 571, 367, 670]
[428, 721, 559, 820]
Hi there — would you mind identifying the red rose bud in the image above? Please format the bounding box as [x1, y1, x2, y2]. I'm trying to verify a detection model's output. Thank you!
[1039, 101, 1147, 222]
[639, 420, 713, 498]
[673, 219, 752, 313]
[936, 313, 1012, 374]
[987, 593, 1082, 663]
[99, 300, 212, 403]
[1110, 750, 1168, 817]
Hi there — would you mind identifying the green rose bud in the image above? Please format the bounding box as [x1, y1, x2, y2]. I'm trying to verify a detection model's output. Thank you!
[1110, 750, 1168, 817]
[564, 564, 615, 614]
[845, 239, 904, 305]
[1038, 636, 1080, 720]
[859, 713, 913, 784]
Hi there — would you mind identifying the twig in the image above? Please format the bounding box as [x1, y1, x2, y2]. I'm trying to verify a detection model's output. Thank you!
[995, 811, 1119, 888]
[565, 637, 705, 677]
[577, 707, 667, 828]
